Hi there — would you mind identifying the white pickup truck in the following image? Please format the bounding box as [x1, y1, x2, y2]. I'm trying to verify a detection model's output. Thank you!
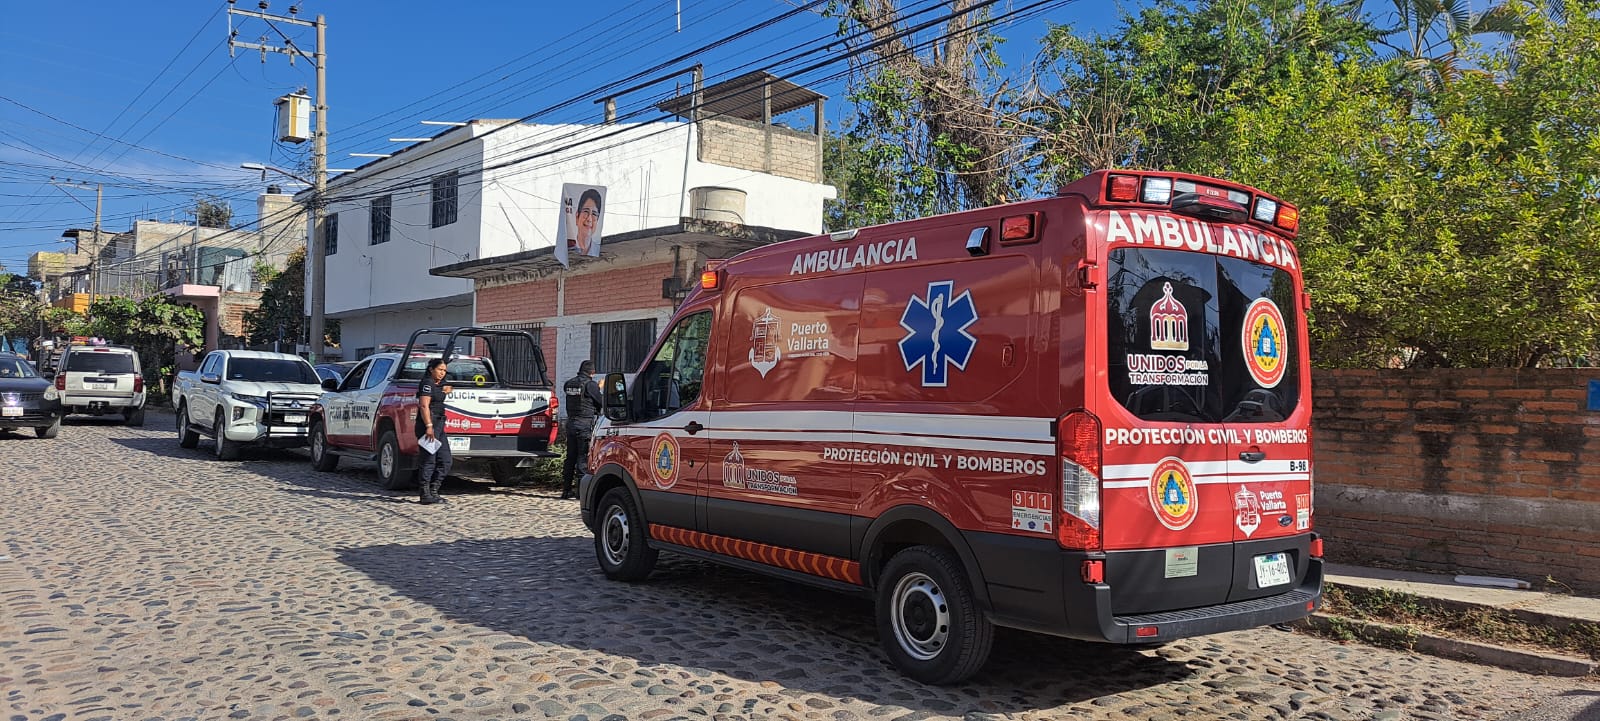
[173, 350, 324, 460]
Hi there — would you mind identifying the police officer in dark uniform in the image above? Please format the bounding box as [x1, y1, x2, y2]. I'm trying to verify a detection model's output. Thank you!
[562, 360, 603, 500]
[416, 358, 454, 505]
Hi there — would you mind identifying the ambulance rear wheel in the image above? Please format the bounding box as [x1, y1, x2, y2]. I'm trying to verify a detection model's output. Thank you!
[595, 488, 657, 581]
[876, 545, 994, 685]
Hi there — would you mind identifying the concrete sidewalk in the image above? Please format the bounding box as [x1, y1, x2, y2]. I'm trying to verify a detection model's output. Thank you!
[1312, 562, 1600, 676]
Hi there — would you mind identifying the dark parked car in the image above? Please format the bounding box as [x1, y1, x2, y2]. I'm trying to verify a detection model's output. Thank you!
[314, 361, 360, 385]
[0, 352, 64, 438]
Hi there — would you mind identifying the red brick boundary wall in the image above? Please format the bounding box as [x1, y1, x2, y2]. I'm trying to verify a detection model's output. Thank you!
[1312, 369, 1600, 593]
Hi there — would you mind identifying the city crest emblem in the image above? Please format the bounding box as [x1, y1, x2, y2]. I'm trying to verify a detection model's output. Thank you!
[651, 433, 681, 489]
[1148, 457, 1198, 530]
[1242, 298, 1287, 388]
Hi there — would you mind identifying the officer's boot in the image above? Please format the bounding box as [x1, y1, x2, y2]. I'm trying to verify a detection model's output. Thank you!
[430, 475, 447, 504]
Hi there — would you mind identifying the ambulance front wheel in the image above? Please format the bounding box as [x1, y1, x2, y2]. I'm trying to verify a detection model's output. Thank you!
[595, 487, 658, 581]
[876, 545, 994, 685]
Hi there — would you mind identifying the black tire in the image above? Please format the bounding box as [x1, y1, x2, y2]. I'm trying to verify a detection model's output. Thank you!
[489, 458, 522, 486]
[124, 407, 145, 427]
[875, 545, 994, 685]
[213, 410, 240, 461]
[594, 487, 657, 581]
[377, 429, 414, 490]
[177, 402, 199, 448]
[310, 422, 338, 472]
[34, 418, 60, 439]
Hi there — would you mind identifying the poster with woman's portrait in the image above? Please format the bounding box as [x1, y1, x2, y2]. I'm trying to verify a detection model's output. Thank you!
[554, 183, 606, 268]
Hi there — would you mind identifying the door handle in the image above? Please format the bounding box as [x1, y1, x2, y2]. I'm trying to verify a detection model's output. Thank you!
[684, 421, 703, 435]
[1239, 450, 1266, 463]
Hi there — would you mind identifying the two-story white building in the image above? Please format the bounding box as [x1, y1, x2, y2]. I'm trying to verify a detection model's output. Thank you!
[309, 73, 833, 360]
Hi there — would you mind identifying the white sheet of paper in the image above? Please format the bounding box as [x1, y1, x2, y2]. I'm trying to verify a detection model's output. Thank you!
[419, 435, 442, 454]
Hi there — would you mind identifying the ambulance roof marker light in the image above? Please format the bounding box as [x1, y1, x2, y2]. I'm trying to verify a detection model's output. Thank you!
[1107, 174, 1140, 202]
[700, 269, 721, 291]
[829, 229, 859, 242]
[1141, 177, 1173, 204]
[1276, 204, 1300, 234]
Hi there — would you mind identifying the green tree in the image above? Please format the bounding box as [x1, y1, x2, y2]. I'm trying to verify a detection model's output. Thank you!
[242, 249, 339, 350]
[86, 294, 206, 396]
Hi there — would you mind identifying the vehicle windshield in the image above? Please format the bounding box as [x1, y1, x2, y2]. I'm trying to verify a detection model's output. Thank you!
[0, 358, 38, 379]
[65, 351, 136, 374]
[227, 358, 320, 384]
[1105, 247, 1302, 423]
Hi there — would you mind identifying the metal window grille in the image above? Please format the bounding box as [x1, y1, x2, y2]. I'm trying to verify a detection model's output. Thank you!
[431, 172, 459, 228]
[325, 212, 339, 255]
[591, 319, 657, 375]
[480, 322, 546, 386]
[369, 195, 392, 245]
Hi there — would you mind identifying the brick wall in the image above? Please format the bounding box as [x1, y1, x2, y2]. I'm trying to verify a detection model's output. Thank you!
[476, 282, 558, 324]
[1313, 369, 1600, 592]
[698, 117, 821, 182]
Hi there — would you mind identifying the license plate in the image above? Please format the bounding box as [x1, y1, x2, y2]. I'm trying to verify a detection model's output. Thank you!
[86, 383, 112, 390]
[448, 436, 469, 451]
[1, 407, 21, 417]
[1254, 552, 1291, 588]
[282, 414, 308, 424]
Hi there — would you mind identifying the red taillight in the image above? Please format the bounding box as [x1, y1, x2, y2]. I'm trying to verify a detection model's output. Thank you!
[133, 375, 144, 393]
[1310, 538, 1324, 558]
[1135, 626, 1160, 638]
[1057, 410, 1103, 551]
[55, 374, 65, 391]
[1107, 174, 1140, 202]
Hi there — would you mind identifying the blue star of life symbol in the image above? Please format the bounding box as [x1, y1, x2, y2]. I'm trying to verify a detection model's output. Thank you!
[899, 280, 978, 387]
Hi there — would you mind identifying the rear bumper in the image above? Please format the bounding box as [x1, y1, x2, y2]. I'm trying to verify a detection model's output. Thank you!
[449, 434, 557, 459]
[63, 393, 144, 412]
[965, 530, 1322, 644]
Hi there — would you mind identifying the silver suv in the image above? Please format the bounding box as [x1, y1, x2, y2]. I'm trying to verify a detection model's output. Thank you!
[54, 344, 147, 425]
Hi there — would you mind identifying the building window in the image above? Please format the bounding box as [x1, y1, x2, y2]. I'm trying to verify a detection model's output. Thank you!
[324, 212, 339, 255]
[431, 172, 458, 228]
[591, 318, 657, 375]
[369, 195, 392, 245]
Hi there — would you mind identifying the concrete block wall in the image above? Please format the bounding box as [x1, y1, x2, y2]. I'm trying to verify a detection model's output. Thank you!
[1312, 368, 1600, 592]
[698, 118, 821, 183]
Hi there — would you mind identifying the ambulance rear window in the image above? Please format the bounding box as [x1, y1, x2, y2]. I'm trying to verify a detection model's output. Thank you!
[1105, 248, 1301, 423]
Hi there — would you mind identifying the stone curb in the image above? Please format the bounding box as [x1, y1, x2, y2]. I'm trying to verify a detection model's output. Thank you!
[1294, 613, 1599, 677]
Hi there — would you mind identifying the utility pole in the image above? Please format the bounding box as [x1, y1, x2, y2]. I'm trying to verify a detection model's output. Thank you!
[228, 1, 327, 362]
[49, 180, 102, 301]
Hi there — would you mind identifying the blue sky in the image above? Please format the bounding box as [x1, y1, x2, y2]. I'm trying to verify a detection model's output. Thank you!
[0, 0, 1131, 275]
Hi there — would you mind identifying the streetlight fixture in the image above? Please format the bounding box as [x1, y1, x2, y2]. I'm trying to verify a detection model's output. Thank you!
[241, 162, 311, 184]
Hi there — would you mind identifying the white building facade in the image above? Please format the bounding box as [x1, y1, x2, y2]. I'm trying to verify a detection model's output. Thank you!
[312, 81, 833, 359]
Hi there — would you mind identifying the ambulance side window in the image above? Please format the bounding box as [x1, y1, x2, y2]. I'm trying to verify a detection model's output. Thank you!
[635, 311, 711, 420]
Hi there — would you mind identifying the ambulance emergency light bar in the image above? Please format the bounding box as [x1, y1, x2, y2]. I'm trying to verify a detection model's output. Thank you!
[1101, 172, 1300, 237]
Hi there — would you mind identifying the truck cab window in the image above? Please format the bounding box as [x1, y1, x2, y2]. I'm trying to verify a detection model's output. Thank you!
[635, 311, 711, 420]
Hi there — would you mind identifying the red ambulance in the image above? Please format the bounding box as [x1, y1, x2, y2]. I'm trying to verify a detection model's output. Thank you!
[579, 170, 1322, 684]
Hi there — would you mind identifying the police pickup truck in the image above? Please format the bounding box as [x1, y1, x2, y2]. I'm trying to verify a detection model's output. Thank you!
[307, 327, 559, 489]
[173, 350, 324, 460]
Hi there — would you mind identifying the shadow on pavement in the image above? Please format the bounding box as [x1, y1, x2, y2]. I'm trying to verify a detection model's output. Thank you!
[109, 435, 310, 464]
[337, 536, 1193, 713]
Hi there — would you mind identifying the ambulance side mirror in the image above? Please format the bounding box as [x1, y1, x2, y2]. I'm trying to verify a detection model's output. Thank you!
[602, 372, 630, 422]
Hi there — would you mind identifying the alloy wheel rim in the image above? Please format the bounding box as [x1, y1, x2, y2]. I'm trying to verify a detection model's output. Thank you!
[601, 506, 630, 567]
[890, 571, 950, 661]
[380, 443, 394, 479]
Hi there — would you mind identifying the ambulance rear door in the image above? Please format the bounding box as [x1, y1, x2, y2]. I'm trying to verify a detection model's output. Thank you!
[1214, 253, 1314, 602]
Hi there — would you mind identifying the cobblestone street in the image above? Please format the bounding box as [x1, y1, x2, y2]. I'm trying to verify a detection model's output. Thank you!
[1, 413, 1592, 721]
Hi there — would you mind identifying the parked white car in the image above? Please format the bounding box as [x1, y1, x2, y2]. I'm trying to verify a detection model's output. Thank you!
[53, 343, 146, 425]
[172, 350, 323, 460]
